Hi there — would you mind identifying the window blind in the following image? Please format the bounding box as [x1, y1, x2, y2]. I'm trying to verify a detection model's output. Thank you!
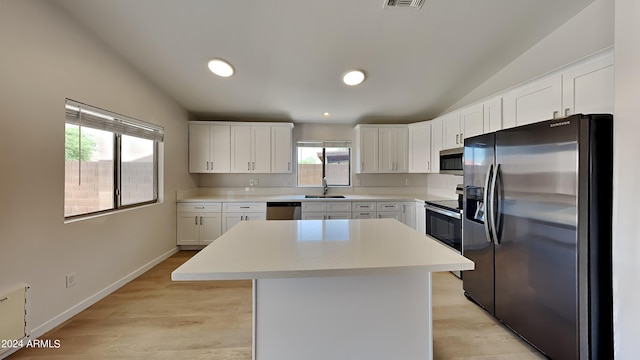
[65, 99, 164, 142]
[296, 140, 351, 148]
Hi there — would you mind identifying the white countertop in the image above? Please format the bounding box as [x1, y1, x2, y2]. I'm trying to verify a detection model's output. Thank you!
[172, 219, 474, 280]
[177, 193, 451, 203]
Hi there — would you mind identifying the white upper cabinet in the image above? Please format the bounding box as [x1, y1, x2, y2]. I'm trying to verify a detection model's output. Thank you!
[231, 124, 272, 173]
[441, 111, 463, 150]
[502, 74, 563, 129]
[408, 122, 431, 173]
[562, 51, 614, 116]
[502, 48, 614, 129]
[271, 124, 293, 173]
[483, 97, 503, 133]
[189, 123, 230, 173]
[354, 125, 379, 173]
[430, 117, 443, 174]
[461, 103, 484, 140]
[191, 121, 292, 174]
[355, 125, 408, 174]
[378, 126, 408, 173]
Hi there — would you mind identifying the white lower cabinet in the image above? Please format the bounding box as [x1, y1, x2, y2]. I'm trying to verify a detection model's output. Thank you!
[376, 201, 416, 229]
[302, 201, 352, 220]
[222, 202, 266, 233]
[177, 203, 222, 246]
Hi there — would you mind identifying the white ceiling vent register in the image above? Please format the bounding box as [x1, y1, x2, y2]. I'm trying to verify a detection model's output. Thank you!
[382, 0, 425, 10]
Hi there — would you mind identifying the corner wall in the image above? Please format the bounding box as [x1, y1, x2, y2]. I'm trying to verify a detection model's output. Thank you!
[0, 0, 195, 340]
[613, 0, 640, 357]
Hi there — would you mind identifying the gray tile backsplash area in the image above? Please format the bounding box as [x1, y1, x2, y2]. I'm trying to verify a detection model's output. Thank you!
[195, 173, 428, 188]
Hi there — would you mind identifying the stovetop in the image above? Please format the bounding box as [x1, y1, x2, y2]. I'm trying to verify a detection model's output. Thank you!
[424, 200, 462, 212]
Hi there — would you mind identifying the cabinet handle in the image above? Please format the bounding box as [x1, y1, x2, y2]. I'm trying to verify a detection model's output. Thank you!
[427, 160, 430, 171]
[460, 133, 463, 142]
[200, 216, 203, 225]
[195, 216, 198, 225]
[553, 110, 559, 119]
[248, 162, 251, 171]
[252, 162, 255, 170]
[240, 206, 250, 209]
[361, 212, 370, 215]
[384, 205, 394, 208]
[288, 162, 290, 171]
[456, 134, 459, 144]
[206, 161, 209, 171]
[565, 108, 571, 117]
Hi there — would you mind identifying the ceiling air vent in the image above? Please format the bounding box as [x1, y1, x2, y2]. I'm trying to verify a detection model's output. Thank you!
[382, 0, 425, 10]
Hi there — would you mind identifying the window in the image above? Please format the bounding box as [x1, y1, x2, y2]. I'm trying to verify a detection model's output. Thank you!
[297, 141, 351, 186]
[64, 99, 163, 219]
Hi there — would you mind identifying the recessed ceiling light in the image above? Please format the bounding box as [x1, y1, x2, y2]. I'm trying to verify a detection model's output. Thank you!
[323, 112, 331, 118]
[343, 70, 366, 86]
[208, 58, 234, 77]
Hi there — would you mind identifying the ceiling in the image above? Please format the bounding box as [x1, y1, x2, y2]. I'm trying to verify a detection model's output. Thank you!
[53, 0, 594, 124]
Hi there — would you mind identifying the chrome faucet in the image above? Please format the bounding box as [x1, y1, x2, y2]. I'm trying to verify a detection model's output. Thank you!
[322, 177, 328, 196]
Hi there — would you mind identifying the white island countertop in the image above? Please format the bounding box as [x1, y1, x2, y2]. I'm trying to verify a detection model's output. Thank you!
[172, 218, 474, 281]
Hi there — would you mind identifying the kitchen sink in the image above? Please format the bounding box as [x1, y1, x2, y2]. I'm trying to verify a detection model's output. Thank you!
[304, 195, 346, 199]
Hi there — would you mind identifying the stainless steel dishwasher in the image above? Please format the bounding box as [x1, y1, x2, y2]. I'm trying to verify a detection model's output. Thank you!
[266, 202, 302, 220]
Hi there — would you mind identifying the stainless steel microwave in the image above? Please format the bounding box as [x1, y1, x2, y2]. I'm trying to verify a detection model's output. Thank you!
[439, 148, 463, 175]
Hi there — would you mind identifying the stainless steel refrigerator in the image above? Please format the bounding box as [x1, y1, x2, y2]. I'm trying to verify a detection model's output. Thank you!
[462, 114, 613, 360]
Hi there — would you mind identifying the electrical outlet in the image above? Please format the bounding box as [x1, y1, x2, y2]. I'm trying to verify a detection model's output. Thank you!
[254, 179, 259, 186]
[66, 272, 76, 288]
[405, 179, 411, 186]
[249, 179, 254, 186]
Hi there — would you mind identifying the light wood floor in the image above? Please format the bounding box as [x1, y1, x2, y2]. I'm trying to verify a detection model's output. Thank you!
[9, 251, 545, 360]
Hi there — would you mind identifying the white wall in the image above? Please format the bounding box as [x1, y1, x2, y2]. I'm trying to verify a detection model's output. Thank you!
[446, 0, 614, 112]
[613, 1, 640, 357]
[0, 0, 195, 340]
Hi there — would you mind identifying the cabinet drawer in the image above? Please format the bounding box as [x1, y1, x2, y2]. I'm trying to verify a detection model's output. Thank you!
[377, 202, 401, 212]
[353, 211, 376, 219]
[223, 202, 266, 213]
[177, 202, 222, 212]
[302, 202, 327, 212]
[326, 202, 352, 212]
[352, 202, 376, 211]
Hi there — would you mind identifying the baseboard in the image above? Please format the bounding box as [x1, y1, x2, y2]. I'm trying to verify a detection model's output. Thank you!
[28, 247, 179, 340]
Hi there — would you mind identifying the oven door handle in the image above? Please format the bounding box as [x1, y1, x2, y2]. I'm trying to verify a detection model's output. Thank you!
[424, 205, 461, 220]
[483, 164, 494, 243]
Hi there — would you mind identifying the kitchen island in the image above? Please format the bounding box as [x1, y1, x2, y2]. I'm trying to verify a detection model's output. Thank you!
[172, 219, 474, 360]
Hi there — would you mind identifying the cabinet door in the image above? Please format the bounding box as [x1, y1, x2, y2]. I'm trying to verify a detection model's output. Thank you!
[177, 211, 200, 245]
[210, 125, 231, 173]
[483, 97, 503, 133]
[358, 126, 379, 173]
[252, 125, 271, 173]
[301, 213, 326, 220]
[326, 212, 351, 220]
[461, 104, 484, 140]
[230, 125, 252, 173]
[408, 123, 431, 173]
[222, 213, 244, 234]
[200, 213, 222, 245]
[394, 127, 409, 172]
[378, 127, 395, 173]
[562, 52, 614, 116]
[271, 125, 292, 173]
[188, 124, 210, 173]
[401, 202, 416, 230]
[442, 112, 462, 150]
[502, 74, 562, 129]
[377, 212, 402, 221]
[430, 118, 443, 174]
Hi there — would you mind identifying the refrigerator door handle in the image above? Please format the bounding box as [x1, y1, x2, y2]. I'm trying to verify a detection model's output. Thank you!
[483, 164, 494, 243]
[489, 163, 501, 245]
